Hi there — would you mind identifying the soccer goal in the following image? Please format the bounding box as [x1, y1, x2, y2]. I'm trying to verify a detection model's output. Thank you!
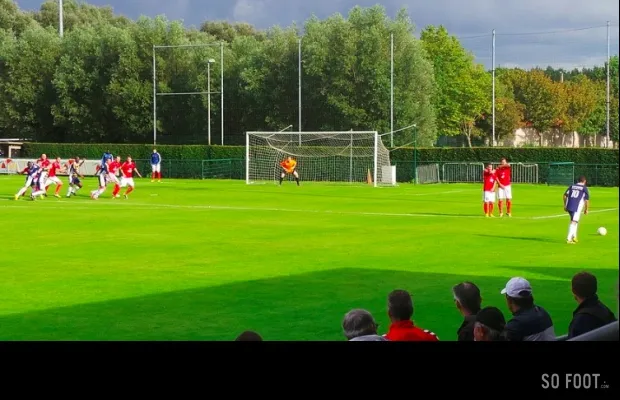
[245, 131, 393, 186]
[548, 162, 575, 186]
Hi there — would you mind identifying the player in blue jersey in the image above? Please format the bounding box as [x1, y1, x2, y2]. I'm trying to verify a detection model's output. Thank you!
[14, 161, 40, 200]
[91, 158, 111, 199]
[150, 149, 162, 182]
[563, 176, 590, 244]
[96, 151, 113, 176]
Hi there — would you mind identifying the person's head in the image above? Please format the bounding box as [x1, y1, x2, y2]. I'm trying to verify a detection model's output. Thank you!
[153, 149, 157, 153]
[55, 156, 61, 163]
[27, 161, 33, 168]
[572, 272, 598, 303]
[127, 156, 133, 163]
[577, 176, 587, 185]
[41, 154, 47, 160]
[387, 289, 414, 322]
[485, 163, 492, 170]
[474, 307, 506, 341]
[75, 156, 81, 162]
[235, 331, 263, 341]
[500, 157, 508, 166]
[501, 277, 534, 313]
[452, 282, 482, 316]
[342, 309, 379, 340]
[116, 156, 121, 162]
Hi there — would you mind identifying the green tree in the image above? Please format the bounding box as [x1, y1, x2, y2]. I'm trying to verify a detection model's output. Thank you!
[420, 25, 490, 146]
[512, 69, 560, 145]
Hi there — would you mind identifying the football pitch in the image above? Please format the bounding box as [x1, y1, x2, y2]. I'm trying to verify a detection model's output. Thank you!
[0, 175, 618, 341]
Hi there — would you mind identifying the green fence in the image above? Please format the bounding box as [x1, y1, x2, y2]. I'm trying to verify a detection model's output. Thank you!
[131, 158, 618, 187]
[395, 161, 619, 187]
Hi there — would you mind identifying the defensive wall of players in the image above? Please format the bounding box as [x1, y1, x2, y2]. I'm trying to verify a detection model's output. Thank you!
[2, 144, 618, 186]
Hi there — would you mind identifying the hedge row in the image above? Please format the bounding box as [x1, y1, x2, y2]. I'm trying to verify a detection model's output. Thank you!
[21, 143, 620, 165]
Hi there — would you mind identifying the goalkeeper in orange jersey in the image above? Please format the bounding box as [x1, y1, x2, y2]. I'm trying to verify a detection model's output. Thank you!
[279, 156, 300, 186]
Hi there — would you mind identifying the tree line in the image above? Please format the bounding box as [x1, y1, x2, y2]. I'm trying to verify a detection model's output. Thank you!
[0, 0, 618, 147]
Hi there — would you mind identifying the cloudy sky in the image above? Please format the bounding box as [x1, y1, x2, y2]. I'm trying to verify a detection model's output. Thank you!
[15, 0, 620, 69]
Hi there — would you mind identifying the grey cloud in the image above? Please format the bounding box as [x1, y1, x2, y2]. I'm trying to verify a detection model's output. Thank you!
[15, 0, 620, 68]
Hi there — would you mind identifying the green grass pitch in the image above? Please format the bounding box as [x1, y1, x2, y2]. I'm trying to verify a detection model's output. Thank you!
[0, 175, 618, 341]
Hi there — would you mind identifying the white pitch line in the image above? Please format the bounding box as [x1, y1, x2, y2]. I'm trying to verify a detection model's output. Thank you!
[531, 208, 619, 220]
[2, 199, 617, 220]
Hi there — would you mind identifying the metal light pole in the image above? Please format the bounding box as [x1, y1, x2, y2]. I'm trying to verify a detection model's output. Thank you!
[606, 21, 611, 148]
[413, 124, 417, 184]
[207, 58, 215, 145]
[492, 29, 496, 147]
[220, 42, 224, 145]
[152, 43, 224, 147]
[390, 33, 394, 148]
[59, 0, 64, 38]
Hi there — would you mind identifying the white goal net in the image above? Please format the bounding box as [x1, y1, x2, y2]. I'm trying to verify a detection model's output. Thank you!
[246, 131, 393, 186]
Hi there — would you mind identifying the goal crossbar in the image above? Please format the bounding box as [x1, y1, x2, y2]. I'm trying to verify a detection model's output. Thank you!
[245, 131, 393, 187]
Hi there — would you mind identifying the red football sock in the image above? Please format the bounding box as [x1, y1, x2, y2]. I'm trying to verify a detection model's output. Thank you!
[152, 172, 156, 180]
[489, 203, 494, 214]
[55, 185, 62, 195]
[45, 185, 50, 192]
[157, 172, 161, 179]
[507, 200, 512, 214]
[113, 184, 120, 196]
[498, 200, 503, 213]
[484, 203, 488, 214]
[125, 186, 134, 195]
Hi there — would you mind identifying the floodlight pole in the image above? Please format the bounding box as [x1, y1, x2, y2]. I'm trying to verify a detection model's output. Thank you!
[606, 21, 610, 148]
[413, 124, 418, 184]
[152, 46, 157, 145]
[153, 43, 224, 147]
[208, 61, 212, 145]
[390, 33, 394, 148]
[492, 29, 496, 147]
[59, 0, 64, 38]
[298, 38, 302, 146]
[220, 42, 224, 145]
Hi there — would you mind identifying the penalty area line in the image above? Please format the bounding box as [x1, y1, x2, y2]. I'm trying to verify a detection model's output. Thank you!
[532, 208, 619, 220]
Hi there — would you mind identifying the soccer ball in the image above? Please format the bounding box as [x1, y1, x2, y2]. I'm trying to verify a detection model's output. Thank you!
[597, 227, 607, 236]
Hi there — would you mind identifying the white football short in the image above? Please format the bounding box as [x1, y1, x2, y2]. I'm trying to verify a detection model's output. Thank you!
[45, 176, 63, 186]
[498, 185, 512, 200]
[483, 191, 496, 203]
[107, 173, 120, 185]
[151, 163, 161, 173]
[120, 177, 135, 188]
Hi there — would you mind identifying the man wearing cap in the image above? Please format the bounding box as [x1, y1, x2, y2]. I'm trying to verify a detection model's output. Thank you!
[474, 307, 507, 341]
[501, 277, 556, 341]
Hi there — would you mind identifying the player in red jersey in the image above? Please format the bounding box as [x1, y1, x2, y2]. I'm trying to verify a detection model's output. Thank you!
[108, 156, 123, 198]
[119, 156, 142, 199]
[43, 157, 65, 198]
[384, 290, 439, 341]
[496, 158, 512, 217]
[482, 163, 498, 217]
[32, 154, 51, 198]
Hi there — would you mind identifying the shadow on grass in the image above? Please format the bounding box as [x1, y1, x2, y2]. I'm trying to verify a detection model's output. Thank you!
[474, 234, 558, 243]
[0, 267, 616, 341]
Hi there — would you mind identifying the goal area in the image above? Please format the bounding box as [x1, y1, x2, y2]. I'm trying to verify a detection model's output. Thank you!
[245, 131, 394, 186]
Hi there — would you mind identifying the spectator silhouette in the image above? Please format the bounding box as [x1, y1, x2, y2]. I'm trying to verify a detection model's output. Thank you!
[501, 277, 555, 341]
[235, 331, 263, 341]
[474, 307, 507, 341]
[453, 282, 482, 341]
[342, 309, 387, 341]
[568, 272, 617, 339]
[384, 290, 439, 341]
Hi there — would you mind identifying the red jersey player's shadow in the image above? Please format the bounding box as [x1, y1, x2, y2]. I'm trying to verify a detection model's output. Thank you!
[474, 234, 557, 244]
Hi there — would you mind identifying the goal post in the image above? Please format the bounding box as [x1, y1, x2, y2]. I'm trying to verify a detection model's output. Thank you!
[245, 131, 393, 186]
